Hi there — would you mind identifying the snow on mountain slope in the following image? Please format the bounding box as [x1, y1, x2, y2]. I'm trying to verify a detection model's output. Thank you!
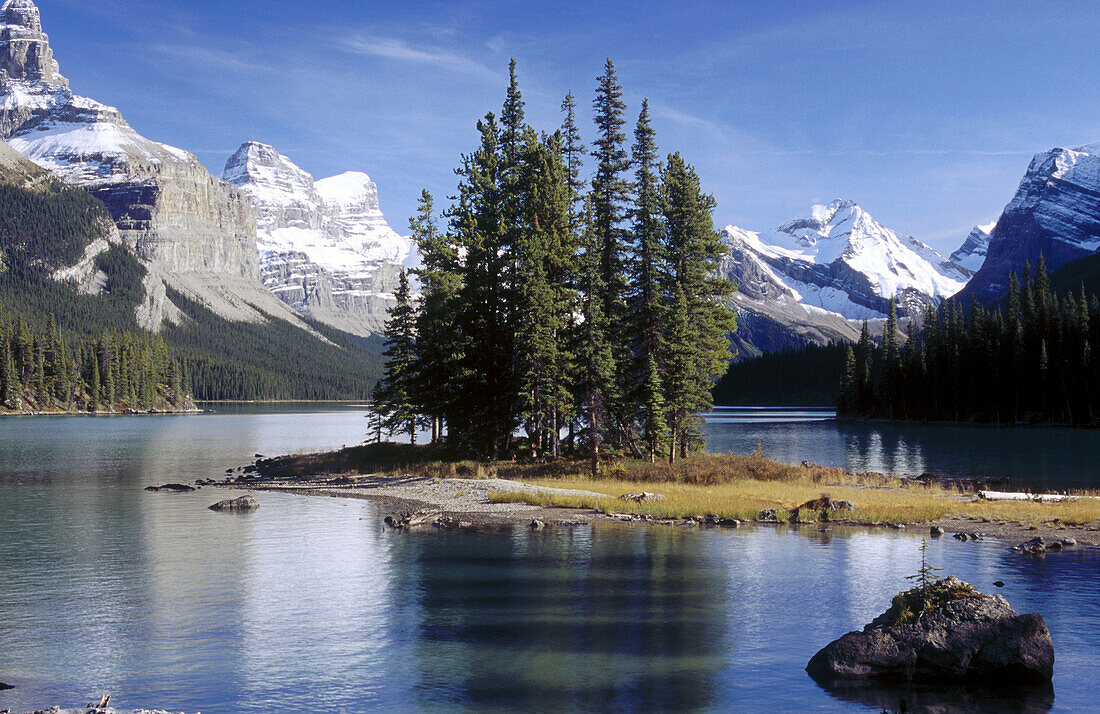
[959, 143, 1100, 304]
[0, 0, 319, 334]
[950, 221, 995, 273]
[721, 199, 970, 323]
[223, 141, 413, 337]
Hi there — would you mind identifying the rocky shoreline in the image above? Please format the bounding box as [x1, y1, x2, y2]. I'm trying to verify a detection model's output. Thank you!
[212, 475, 1100, 549]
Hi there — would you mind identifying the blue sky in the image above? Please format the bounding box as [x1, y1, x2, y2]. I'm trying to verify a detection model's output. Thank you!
[41, 0, 1100, 252]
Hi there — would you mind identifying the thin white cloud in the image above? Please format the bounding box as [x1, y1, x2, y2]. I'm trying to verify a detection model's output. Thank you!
[339, 34, 501, 84]
[150, 43, 274, 74]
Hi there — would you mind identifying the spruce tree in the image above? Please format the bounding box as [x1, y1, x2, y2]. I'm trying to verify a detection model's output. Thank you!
[1, 331, 18, 410]
[881, 298, 900, 418]
[559, 91, 586, 226]
[659, 153, 735, 460]
[515, 132, 575, 458]
[839, 346, 857, 415]
[629, 99, 667, 461]
[590, 58, 633, 445]
[576, 200, 618, 475]
[375, 270, 420, 443]
[410, 189, 462, 444]
[449, 113, 515, 457]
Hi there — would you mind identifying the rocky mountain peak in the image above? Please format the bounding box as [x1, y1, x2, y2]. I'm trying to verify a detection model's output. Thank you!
[0, 0, 65, 87]
[224, 141, 317, 211]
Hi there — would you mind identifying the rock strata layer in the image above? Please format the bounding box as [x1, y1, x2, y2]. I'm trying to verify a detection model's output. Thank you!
[0, 1, 312, 331]
[223, 141, 413, 337]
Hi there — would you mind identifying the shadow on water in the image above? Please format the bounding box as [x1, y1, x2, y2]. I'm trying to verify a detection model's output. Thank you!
[811, 675, 1055, 714]
[389, 527, 728, 711]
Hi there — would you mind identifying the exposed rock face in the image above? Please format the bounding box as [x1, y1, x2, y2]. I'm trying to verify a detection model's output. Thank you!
[951, 221, 995, 273]
[719, 199, 971, 354]
[723, 200, 970, 320]
[0, 1, 313, 331]
[223, 141, 413, 337]
[960, 143, 1100, 304]
[807, 577, 1054, 685]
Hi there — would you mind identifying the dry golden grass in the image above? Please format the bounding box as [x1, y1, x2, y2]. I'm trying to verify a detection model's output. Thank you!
[258, 442, 1100, 527]
[490, 479, 1100, 526]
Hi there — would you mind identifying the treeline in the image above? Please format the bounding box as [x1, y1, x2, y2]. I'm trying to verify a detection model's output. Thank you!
[375, 59, 735, 470]
[712, 343, 848, 406]
[165, 288, 384, 401]
[839, 256, 1100, 425]
[1, 311, 194, 414]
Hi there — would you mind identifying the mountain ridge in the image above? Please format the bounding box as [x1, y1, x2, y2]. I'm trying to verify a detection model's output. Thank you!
[223, 140, 412, 337]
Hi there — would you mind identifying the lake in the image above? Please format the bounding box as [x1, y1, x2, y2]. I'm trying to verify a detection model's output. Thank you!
[705, 407, 1100, 491]
[1, 405, 1097, 712]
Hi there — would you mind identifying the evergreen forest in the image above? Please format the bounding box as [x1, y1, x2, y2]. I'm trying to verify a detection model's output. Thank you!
[0, 172, 384, 402]
[375, 59, 737, 470]
[839, 256, 1100, 425]
[0, 310, 194, 413]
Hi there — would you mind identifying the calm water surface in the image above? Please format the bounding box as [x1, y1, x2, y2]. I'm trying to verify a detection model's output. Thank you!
[0, 405, 1097, 712]
[705, 407, 1100, 490]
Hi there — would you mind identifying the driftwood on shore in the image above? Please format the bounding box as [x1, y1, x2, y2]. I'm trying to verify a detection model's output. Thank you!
[978, 490, 1098, 503]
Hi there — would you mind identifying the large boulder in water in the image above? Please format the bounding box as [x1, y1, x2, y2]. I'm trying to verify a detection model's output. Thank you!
[208, 495, 259, 512]
[807, 577, 1053, 684]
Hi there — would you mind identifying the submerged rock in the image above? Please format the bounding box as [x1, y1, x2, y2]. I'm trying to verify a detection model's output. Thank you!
[144, 483, 195, 492]
[208, 495, 259, 512]
[0, 680, 11, 690]
[807, 576, 1054, 685]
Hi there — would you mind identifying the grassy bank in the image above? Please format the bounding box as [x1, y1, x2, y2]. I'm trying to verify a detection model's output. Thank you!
[252, 443, 1100, 528]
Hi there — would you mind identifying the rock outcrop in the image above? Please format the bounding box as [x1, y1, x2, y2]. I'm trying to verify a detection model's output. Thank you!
[223, 141, 413, 337]
[807, 577, 1054, 685]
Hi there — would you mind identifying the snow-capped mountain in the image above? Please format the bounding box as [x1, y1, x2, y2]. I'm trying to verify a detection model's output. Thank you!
[0, 0, 316, 332]
[722, 199, 969, 320]
[950, 222, 995, 273]
[223, 141, 414, 337]
[959, 143, 1100, 304]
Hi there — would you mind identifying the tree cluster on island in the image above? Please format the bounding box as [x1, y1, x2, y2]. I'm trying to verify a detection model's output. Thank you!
[840, 255, 1100, 425]
[374, 59, 736, 472]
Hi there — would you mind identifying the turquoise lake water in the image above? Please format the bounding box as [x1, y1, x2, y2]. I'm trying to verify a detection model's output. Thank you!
[0, 405, 1096, 712]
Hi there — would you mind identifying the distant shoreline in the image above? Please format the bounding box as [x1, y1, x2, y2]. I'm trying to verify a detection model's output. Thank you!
[0, 407, 204, 418]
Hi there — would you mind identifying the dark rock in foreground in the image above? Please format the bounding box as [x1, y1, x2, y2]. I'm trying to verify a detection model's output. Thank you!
[144, 483, 196, 492]
[208, 495, 259, 512]
[807, 576, 1053, 685]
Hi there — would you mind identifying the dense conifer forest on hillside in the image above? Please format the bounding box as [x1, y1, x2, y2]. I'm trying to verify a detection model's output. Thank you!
[0, 310, 194, 414]
[0, 174, 384, 403]
[711, 343, 848, 407]
[841, 257, 1100, 425]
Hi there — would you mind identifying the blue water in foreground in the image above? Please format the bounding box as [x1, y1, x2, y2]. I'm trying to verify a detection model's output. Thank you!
[0, 405, 1097, 712]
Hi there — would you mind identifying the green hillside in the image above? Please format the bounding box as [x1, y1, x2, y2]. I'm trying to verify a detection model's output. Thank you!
[0, 156, 383, 402]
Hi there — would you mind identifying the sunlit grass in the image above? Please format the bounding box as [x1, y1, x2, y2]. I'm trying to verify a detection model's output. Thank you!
[489, 477, 1100, 527]
[258, 442, 1100, 527]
